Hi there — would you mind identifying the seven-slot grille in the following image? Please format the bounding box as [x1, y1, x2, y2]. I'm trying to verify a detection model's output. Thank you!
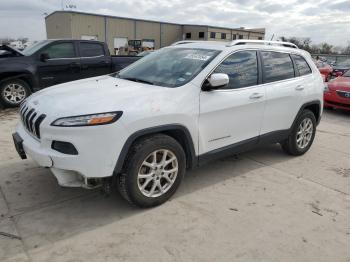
[336, 90, 350, 99]
[19, 103, 46, 139]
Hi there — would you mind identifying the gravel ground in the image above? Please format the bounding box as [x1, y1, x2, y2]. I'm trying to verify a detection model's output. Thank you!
[0, 108, 350, 262]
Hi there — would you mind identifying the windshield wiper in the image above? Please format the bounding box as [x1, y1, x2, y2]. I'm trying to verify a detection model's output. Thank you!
[121, 77, 154, 85]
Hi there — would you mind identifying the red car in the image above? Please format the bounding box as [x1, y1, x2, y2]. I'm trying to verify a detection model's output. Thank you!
[324, 70, 350, 110]
[316, 61, 333, 82]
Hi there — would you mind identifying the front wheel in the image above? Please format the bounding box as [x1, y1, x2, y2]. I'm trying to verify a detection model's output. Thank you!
[0, 79, 31, 107]
[281, 109, 316, 156]
[117, 134, 186, 208]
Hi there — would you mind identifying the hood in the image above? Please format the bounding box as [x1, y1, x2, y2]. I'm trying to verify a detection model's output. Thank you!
[328, 76, 350, 91]
[0, 45, 24, 57]
[26, 75, 174, 116]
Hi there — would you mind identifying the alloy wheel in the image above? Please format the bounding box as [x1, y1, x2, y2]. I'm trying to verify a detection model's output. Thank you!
[3, 83, 26, 104]
[137, 149, 178, 198]
[296, 118, 313, 149]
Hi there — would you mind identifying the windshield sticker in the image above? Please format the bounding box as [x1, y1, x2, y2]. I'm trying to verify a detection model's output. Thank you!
[178, 77, 186, 82]
[184, 54, 211, 61]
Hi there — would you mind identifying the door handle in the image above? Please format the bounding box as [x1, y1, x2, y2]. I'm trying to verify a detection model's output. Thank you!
[249, 93, 263, 99]
[69, 62, 79, 67]
[296, 85, 304, 91]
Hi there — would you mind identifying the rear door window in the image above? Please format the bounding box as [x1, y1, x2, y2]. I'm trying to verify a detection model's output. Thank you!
[213, 50, 258, 89]
[79, 43, 105, 57]
[292, 54, 312, 76]
[261, 51, 295, 83]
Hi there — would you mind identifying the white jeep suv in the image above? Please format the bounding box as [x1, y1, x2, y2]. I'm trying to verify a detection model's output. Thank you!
[13, 40, 323, 207]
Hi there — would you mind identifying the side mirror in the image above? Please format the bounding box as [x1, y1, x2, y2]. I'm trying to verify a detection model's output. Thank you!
[202, 73, 229, 91]
[40, 53, 50, 62]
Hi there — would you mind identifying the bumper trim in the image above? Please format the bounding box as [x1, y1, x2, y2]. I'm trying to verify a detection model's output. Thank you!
[12, 133, 27, 159]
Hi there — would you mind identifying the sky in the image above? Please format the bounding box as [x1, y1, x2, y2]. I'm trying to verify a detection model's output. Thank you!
[0, 0, 349, 46]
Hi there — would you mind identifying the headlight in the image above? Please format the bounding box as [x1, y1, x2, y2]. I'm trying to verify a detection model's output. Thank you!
[51, 111, 123, 127]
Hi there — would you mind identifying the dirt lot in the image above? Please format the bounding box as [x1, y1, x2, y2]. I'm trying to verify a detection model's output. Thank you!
[1, 108, 350, 262]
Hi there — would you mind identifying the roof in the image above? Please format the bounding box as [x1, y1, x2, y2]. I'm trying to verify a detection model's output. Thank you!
[45, 10, 265, 34]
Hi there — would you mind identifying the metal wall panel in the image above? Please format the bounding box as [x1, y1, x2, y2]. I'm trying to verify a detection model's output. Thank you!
[106, 17, 135, 53]
[160, 24, 183, 47]
[45, 12, 72, 39]
[135, 21, 161, 49]
[70, 13, 105, 42]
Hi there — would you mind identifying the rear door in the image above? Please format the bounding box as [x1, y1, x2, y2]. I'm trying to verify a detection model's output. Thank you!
[37, 41, 81, 88]
[199, 50, 266, 154]
[79, 42, 111, 78]
[259, 51, 307, 135]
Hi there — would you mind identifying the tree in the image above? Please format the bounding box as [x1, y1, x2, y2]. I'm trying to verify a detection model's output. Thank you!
[319, 43, 333, 54]
[279, 36, 313, 53]
[342, 42, 350, 54]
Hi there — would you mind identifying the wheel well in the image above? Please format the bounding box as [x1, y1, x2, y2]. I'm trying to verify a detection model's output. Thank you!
[0, 73, 33, 91]
[160, 129, 194, 169]
[304, 103, 320, 123]
[115, 126, 197, 174]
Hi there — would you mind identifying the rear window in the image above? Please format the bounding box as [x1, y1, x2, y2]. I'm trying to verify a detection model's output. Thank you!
[80, 43, 105, 57]
[292, 55, 312, 76]
[261, 51, 295, 83]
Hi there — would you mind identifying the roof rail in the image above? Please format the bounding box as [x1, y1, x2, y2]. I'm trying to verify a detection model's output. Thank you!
[171, 40, 204, 45]
[227, 40, 298, 49]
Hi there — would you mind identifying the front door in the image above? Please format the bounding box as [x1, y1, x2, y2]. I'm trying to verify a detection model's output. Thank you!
[199, 50, 265, 154]
[37, 42, 81, 88]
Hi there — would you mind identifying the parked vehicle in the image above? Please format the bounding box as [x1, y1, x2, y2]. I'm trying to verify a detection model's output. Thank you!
[332, 59, 350, 78]
[324, 69, 350, 110]
[315, 61, 333, 82]
[0, 40, 141, 107]
[13, 40, 323, 207]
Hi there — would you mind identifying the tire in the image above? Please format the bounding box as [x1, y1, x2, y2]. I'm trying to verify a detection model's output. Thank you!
[281, 109, 316, 156]
[0, 79, 31, 107]
[117, 134, 186, 208]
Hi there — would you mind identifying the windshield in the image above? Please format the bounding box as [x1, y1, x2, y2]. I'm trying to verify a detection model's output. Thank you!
[117, 47, 220, 87]
[22, 40, 50, 56]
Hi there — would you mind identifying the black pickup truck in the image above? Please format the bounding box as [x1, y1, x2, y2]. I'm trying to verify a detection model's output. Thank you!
[0, 39, 141, 107]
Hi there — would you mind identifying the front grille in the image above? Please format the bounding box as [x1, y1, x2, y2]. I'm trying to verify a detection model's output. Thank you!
[336, 90, 350, 99]
[19, 103, 46, 139]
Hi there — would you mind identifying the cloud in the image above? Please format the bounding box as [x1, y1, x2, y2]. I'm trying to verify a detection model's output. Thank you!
[330, 1, 350, 11]
[0, 0, 349, 46]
